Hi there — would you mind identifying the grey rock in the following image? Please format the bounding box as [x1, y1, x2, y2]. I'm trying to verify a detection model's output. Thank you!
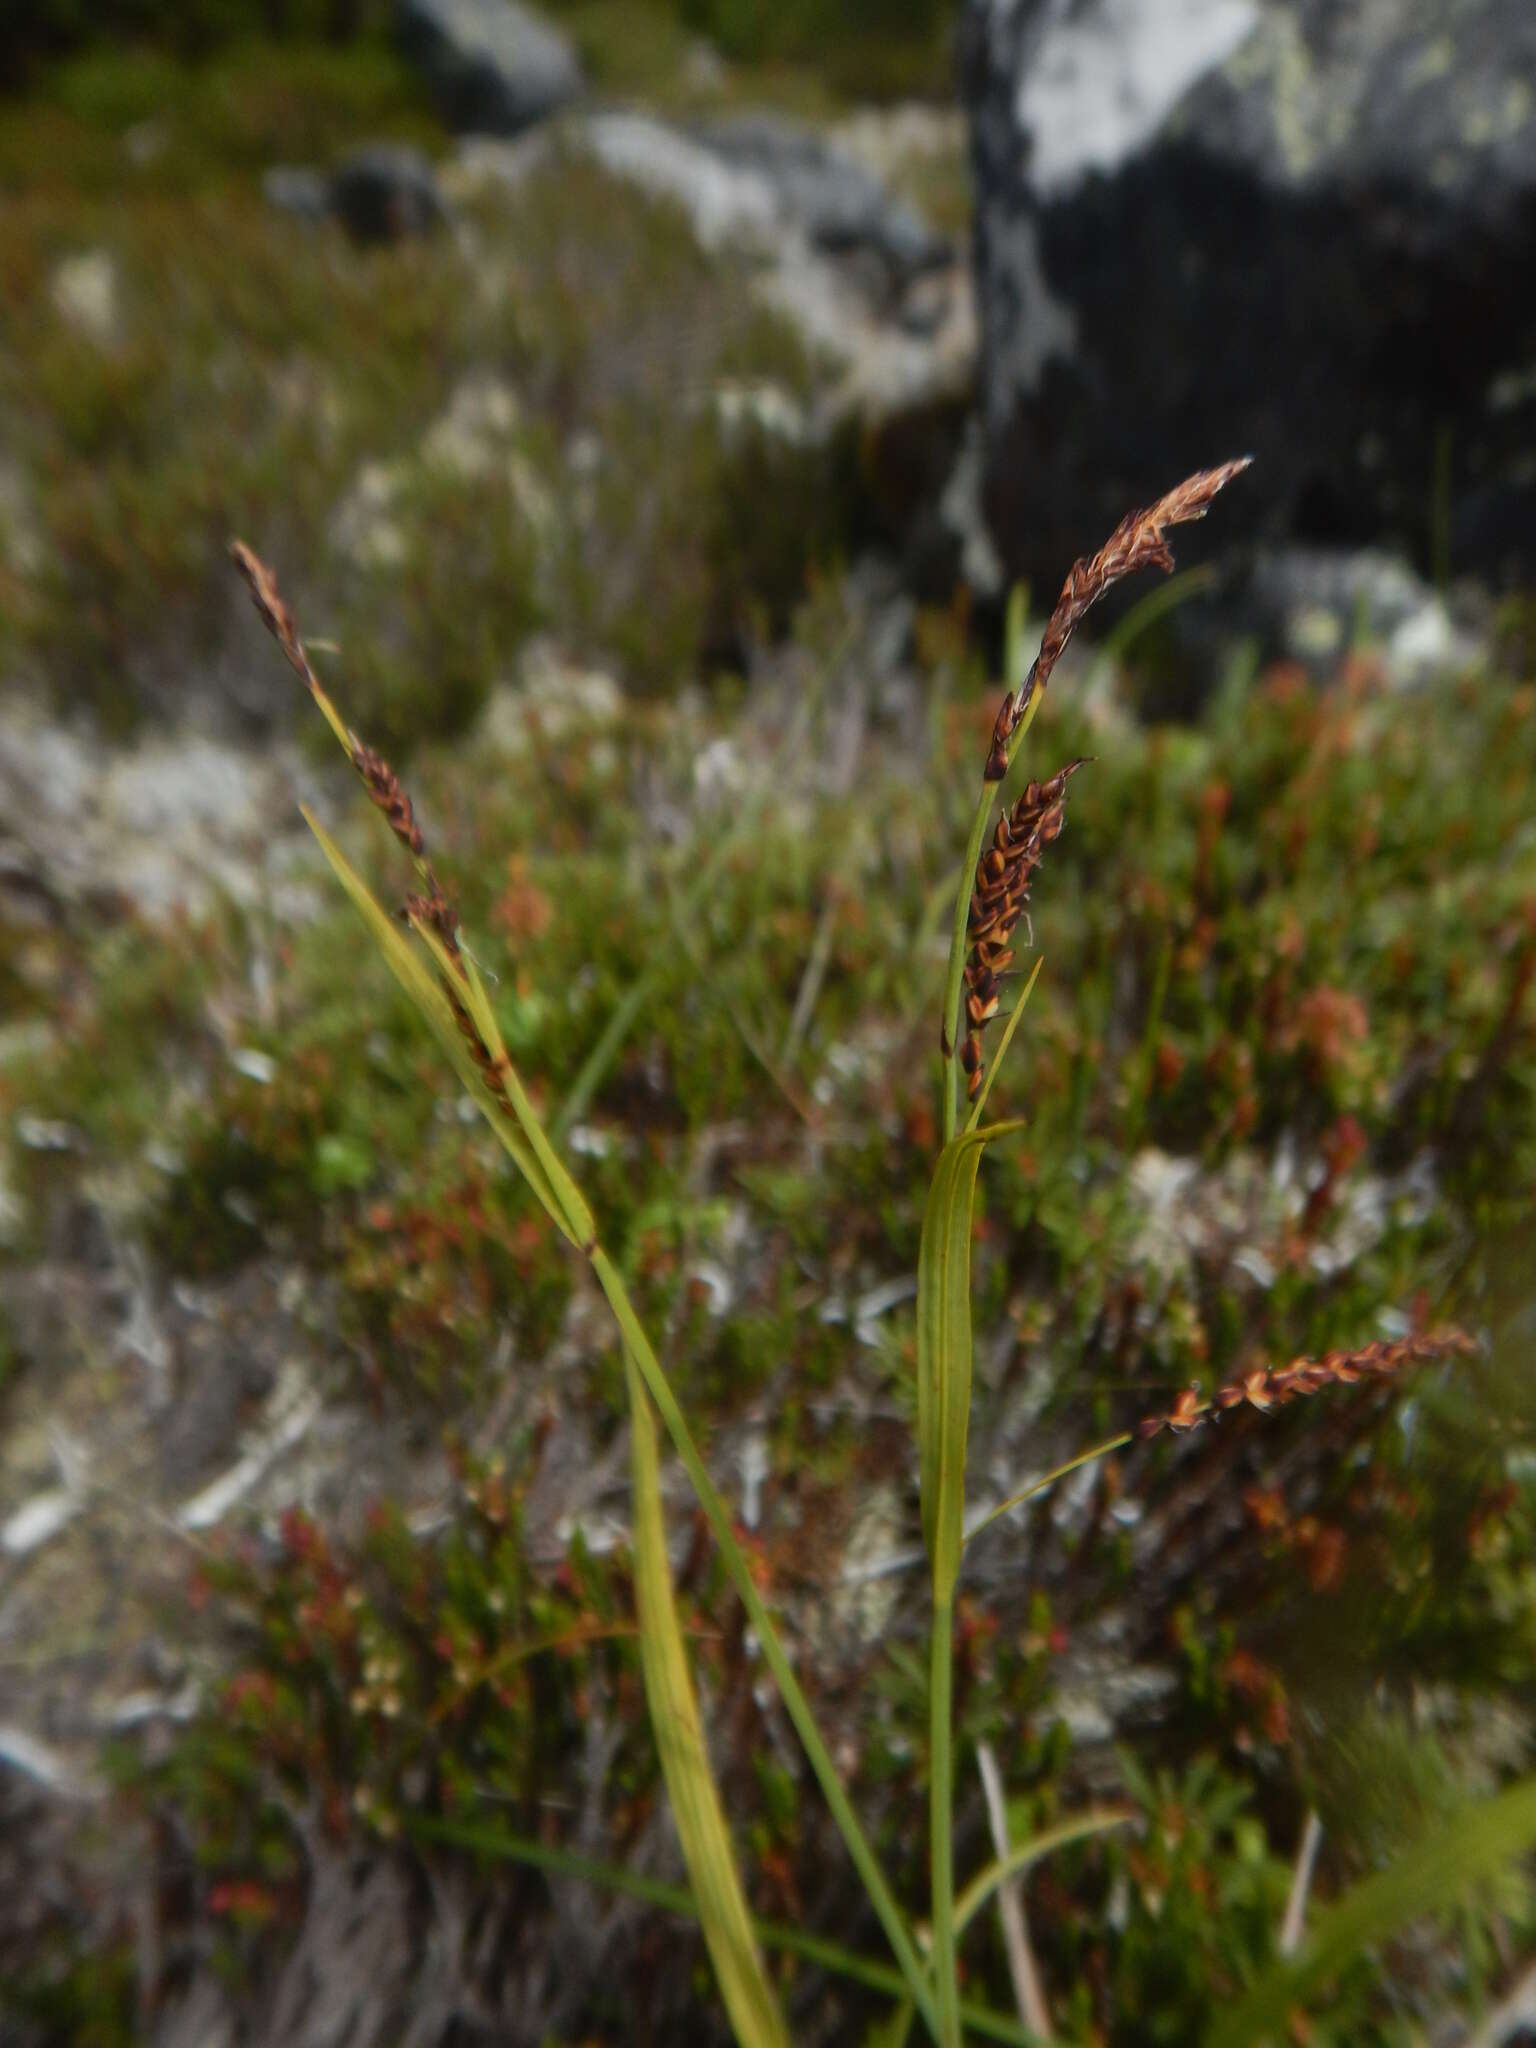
[49, 248, 119, 348]
[696, 109, 951, 283]
[1242, 545, 1481, 686]
[0, 693, 319, 927]
[478, 109, 976, 542]
[262, 164, 331, 223]
[579, 112, 779, 253]
[395, 0, 582, 136]
[329, 143, 446, 242]
[961, 0, 1536, 593]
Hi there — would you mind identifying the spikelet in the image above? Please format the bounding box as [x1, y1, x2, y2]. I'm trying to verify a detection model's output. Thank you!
[1134, 1328, 1479, 1440]
[960, 758, 1088, 1096]
[984, 459, 1251, 782]
[232, 540, 461, 959]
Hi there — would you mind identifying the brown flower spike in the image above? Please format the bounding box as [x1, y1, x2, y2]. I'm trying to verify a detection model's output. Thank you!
[1135, 1328, 1478, 1440]
[956, 459, 1250, 1100]
[984, 459, 1252, 781]
[231, 540, 456, 954]
[961, 758, 1088, 1096]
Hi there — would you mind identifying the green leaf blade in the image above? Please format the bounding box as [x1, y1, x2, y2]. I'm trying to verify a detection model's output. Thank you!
[624, 1347, 791, 2048]
[1207, 1775, 1536, 2048]
[917, 1121, 1024, 1598]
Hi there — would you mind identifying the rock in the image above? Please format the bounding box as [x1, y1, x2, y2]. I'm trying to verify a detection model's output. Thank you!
[695, 109, 951, 284]
[579, 112, 779, 254]
[0, 694, 317, 927]
[832, 102, 967, 194]
[49, 249, 119, 348]
[329, 143, 445, 242]
[961, 0, 1536, 593]
[1241, 545, 1482, 686]
[448, 109, 974, 573]
[583, 109, 972, 424]
[262, 164, 331, 223]
[395, 0, 582, 137]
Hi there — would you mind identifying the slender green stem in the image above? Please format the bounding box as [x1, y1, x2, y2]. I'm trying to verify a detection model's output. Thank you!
[962, 1434, 1133, 1552]
[589, 1246, 941, 2041]
[930, 1592, 961, 2047]
[403, 1816, 1034, 2044]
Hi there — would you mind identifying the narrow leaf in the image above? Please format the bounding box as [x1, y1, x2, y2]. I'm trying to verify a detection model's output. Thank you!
[917, 1121, 1025, 1596]
[410, 913, 595, 1246]
[405, 1814, 1033, 2043]
[303, 810, 574, 1238]
[624, 1344, 790, 2048]
[965, 956, 1045, 1132]
[953, 1807, 1136, 1940]
[1207, 1775, 1536, 2048]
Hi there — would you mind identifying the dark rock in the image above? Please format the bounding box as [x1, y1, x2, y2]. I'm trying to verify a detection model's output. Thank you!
[262, 165, 330, 222]
[961, 0, 1536, 593]
[395, 0, 582, 137]
[329, 143, 446, 242]
[696, 110, 952, 285]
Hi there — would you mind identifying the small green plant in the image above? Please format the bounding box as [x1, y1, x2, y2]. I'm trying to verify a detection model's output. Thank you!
[231, 463, 1524, 2046]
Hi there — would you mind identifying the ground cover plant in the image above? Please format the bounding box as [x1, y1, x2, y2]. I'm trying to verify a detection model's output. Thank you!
[0, 38, 850, 743]
[145, 469, 1533, 2047]
[5, 29, 1536, 2047]
[7, 526, 1536, 2041]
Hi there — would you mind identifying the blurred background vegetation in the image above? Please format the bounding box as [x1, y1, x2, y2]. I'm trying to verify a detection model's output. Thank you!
[1, 2, 1534, 2044]
[3, 0, 953, 97]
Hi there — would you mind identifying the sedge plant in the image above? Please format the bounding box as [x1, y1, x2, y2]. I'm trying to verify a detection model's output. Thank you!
[231, 463, 1514, 2046]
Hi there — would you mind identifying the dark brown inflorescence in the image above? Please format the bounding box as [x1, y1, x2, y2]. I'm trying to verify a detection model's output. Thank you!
[355, 742, 426, 860]
[1135, 1327, 1479, 1440]
[231, 538, 461, 957]
[229, 539, 315, 696]
[961, 758, 1088, 1097]
[984, 458, 1252, 781]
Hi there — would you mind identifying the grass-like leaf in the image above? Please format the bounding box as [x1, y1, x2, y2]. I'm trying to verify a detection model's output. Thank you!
[953, 1807, 1135, 1940]
[625, 1344, 790, 2048]
[302, 809, 574, 1236]
[917, 1121, 1023, 1593]
[916, 1117, 1024, 2046]
[404, 1816, 1036, 2044]
[1206, 1774, 1536, 2048]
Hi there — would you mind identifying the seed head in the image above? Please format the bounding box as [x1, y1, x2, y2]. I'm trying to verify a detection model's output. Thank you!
[961, 758, 1088, 1096]
[984, 459, 1251, 782]
[1135, 1327, 1478, 1440]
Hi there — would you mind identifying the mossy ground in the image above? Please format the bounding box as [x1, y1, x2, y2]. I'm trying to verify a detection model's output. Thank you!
[0, 38, 861, 745]
[2, 28, 1536, 2048]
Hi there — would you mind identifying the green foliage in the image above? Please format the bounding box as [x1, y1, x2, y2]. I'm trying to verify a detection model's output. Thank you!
[5, 32, 1536, 2038]
[2, 3, 390, 83]
[1, 57, 845, 739]
[664, 0, 950, 99]
[132, 1460, 657, 1905]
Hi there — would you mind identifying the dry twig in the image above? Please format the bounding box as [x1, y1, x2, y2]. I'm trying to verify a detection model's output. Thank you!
[976, 1740, 1053, 2041]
